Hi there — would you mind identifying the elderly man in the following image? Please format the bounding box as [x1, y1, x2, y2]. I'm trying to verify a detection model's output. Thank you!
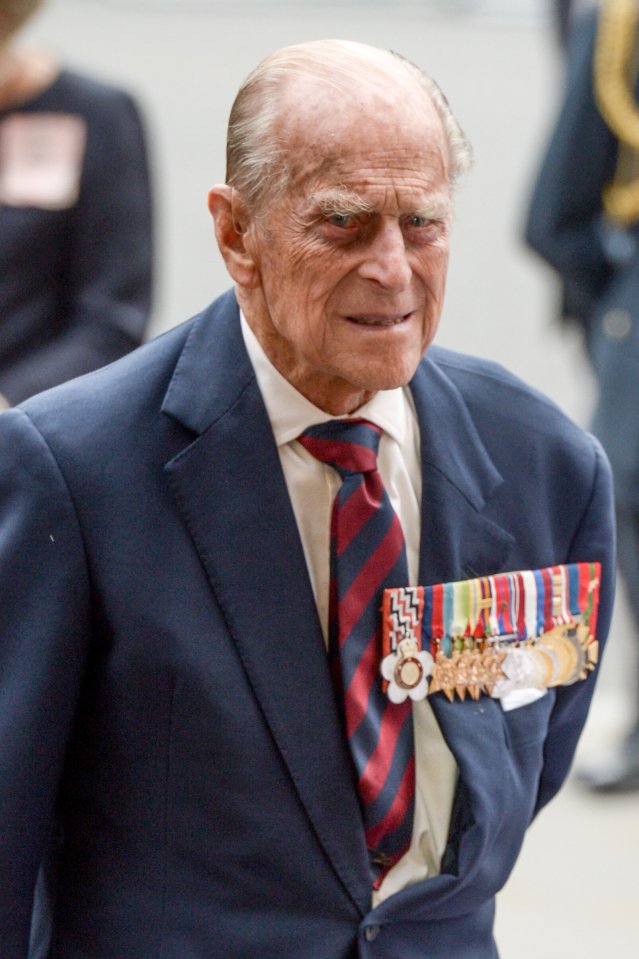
[0, 40, 614, 959]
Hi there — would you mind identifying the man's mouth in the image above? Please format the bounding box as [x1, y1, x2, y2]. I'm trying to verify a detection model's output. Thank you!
[346, 312, 412, 327]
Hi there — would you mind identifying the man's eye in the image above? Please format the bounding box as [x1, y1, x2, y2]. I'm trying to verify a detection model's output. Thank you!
[406, 215, 431, 228]
[327, 213, 354, 228]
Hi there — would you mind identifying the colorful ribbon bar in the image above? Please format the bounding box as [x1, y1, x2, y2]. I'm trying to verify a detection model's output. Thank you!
[381, 562, 601, 703]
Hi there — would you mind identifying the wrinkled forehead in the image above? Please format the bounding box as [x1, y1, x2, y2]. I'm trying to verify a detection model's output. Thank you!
[276, 73, 450, 195]
[278, 64, 438, 138]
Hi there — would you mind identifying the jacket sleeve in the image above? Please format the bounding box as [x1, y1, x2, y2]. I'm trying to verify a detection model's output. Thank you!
[0, 409, 91, 957]
[0, 89, 154, 405]
[524, 11, 617, 324]
[534, 434, 616, 813]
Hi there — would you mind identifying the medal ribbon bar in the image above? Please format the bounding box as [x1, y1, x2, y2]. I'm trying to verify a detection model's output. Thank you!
[381, 562, 601, 703]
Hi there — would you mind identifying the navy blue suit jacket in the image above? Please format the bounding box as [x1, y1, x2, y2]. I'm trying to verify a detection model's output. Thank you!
[0, 290, 614, 958]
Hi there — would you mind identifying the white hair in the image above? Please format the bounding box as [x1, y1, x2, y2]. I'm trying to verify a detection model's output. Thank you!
[226, 39, 473, 211]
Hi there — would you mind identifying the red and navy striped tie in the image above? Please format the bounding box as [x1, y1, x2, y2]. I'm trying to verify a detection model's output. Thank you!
[298, 418, 414, 887]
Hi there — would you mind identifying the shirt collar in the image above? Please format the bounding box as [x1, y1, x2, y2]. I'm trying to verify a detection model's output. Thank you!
[240, 310, 408, 448]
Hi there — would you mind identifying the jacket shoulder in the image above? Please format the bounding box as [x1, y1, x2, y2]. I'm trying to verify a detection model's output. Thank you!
[423, 345, 608, 499]
[426, 345, 576, 435]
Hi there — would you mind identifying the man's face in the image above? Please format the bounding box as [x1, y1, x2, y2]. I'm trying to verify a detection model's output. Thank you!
[239, 75, 452, 414]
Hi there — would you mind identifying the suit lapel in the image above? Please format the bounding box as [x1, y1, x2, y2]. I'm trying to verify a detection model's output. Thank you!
[410, 353, 516, 587]
[162, 292, 371, 915]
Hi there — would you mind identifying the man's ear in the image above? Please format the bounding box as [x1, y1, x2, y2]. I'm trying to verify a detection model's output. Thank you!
[208, 185, 260, 289]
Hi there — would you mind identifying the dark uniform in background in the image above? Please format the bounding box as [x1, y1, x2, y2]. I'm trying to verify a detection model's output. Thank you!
[0, 69, 153, 405]
[526, 0, 639, 791]
[554, 0, 576, 47]
[552, 0, 599, 48]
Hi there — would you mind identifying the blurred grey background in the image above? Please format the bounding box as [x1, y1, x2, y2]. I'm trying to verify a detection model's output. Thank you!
[17, 1, 638, 955]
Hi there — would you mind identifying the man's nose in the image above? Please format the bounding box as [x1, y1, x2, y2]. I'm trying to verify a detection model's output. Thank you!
[357, 220, 413, 292]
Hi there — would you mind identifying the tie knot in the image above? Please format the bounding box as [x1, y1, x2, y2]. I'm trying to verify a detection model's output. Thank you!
[298, 418, 382, 476]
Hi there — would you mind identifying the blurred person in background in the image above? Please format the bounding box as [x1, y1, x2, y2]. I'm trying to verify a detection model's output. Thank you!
[0, 0, 153, 408]
[526, 0, 639, 792]
[553, 0, 600, 48]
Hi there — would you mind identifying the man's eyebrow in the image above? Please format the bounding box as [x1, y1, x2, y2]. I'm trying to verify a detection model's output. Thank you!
[412, 197, 452, 220]
[310, 190, 375, 216]
[308, 190, 451, 221]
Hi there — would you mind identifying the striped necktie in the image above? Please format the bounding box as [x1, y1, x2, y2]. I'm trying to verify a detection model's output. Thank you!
[298, 418, 415, 887]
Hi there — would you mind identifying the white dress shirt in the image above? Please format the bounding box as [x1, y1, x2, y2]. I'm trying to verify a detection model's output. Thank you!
[240, 313, 458, 906]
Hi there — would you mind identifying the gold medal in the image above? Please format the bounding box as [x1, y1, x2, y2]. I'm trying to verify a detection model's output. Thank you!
[531, 643, 558, 687]
[429, 650, 461, 703]
[480, 647, 508, 696]
[457, 648, 485, 701]
[540, 624, 582, 686]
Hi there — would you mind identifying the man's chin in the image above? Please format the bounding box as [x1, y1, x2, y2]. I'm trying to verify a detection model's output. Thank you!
[293, 356, 425, 413]
[351, 362, 422, 394]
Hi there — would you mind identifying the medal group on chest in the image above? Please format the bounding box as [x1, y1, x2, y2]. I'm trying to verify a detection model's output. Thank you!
[381, 563, 601, 704]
